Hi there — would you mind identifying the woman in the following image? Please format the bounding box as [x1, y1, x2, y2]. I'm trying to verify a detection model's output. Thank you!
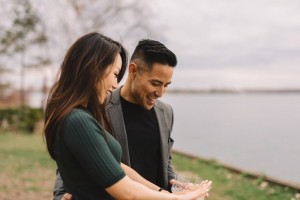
[44, 32, 211, 200]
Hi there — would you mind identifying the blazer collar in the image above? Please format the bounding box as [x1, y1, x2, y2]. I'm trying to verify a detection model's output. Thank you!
[109, 86, 122, 105]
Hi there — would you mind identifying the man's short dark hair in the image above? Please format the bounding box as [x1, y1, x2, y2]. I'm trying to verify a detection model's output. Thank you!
[130, 39, 177, 69]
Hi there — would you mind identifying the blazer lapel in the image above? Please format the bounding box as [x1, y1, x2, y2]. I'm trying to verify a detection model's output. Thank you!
[154, 105, 168, 186]
[107, 87, 131, 165]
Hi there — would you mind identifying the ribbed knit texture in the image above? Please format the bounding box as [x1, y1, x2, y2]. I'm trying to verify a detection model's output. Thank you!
[56, 108, 125, 200]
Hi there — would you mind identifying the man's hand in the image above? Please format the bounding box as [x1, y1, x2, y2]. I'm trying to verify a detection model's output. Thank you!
[61, 193, 72, 200]
[170, 179, 175, 185]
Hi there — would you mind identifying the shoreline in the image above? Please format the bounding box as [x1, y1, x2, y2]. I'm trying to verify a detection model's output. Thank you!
[172, 149, 300, 191]
[167, 88, 300, 94]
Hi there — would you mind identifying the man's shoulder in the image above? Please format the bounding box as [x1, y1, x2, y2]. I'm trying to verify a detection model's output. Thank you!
[156, 99, 173, 112]
[155, 100, 174, 126]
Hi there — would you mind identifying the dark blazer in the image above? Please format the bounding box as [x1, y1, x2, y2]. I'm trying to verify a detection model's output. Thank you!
[53, 87, 175, 200]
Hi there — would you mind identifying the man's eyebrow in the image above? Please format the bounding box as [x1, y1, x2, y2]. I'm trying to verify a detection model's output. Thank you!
[152, 79, 172, 85]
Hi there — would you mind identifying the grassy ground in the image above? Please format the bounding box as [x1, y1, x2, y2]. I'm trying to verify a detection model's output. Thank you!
[172, 154, 300, 200]
[0, 132, 56, 200]
[0, 132, 299, 200]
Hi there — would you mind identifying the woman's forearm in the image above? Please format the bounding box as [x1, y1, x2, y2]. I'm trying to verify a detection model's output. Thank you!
[121, 163, 162, 191]
[106, 176, 177, 200]
[105, 175, 211, 200]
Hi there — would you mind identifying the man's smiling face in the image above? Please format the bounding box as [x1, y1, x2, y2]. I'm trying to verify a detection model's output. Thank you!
[130, 63, 173, 110]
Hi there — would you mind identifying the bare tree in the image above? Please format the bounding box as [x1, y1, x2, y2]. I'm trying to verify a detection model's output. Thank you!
[0, 0, 49, 108]
[64, 0, 155, 38]
[36, 0, 156, 56]
[0, 0, 155, 108]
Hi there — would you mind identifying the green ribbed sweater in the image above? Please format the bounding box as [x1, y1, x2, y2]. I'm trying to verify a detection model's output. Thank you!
[56, 108, 125, 200]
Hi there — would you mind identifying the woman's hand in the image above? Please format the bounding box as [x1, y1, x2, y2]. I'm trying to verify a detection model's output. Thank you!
[176, 180, 212, 200]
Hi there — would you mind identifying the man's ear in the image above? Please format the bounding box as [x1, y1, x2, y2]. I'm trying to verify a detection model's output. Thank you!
[129, 62, 137, 79]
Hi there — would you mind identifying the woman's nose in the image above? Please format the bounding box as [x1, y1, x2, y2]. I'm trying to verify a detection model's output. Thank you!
[112, 82, 118, 89]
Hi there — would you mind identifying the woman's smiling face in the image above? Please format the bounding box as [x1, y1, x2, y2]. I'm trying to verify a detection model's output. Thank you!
[98, 53, 122, 103]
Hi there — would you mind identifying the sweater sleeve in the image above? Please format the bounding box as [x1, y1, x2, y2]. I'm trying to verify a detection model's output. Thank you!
[62, 110, 125, 188]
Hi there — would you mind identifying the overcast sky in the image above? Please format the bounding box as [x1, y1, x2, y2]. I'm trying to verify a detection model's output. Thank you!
[146, 0, 300, 89]
[3, 0, 300, 90]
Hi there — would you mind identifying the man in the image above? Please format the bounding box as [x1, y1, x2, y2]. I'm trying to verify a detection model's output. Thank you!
[54, 39, 177, 199]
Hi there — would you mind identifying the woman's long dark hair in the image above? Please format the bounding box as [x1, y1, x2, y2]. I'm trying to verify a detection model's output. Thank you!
[44, 32, 127, 160]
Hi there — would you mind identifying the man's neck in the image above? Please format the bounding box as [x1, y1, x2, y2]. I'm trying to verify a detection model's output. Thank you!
[120, 81, 132, 103]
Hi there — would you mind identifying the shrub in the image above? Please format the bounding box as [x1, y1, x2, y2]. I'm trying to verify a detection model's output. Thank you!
[0, 107, 44, 133]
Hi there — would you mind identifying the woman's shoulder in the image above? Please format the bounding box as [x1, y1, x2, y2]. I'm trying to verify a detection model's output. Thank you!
[64, 108, 94, 126]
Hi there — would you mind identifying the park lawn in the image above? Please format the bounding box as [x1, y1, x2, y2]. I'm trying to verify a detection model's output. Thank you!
[0, 132, 299, 200]
[0, 132, 56, 200]
[172, 153, 300, 200]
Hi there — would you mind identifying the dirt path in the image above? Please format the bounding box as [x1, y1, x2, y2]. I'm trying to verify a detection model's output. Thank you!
[0, 170, 54, 200]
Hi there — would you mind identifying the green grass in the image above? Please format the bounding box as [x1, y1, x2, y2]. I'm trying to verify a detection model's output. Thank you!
[0, 132, 299, 200]
[172, 153, 300, 200]
[0, 132, 56, 199]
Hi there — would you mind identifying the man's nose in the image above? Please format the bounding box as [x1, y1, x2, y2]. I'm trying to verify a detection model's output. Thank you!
[154, 86, 165, 97]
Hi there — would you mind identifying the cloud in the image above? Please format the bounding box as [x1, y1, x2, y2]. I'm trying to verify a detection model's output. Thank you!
[156, 0, 300, 70]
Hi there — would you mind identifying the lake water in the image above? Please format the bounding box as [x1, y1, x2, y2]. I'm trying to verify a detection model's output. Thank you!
[162, 93, 300, 185]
